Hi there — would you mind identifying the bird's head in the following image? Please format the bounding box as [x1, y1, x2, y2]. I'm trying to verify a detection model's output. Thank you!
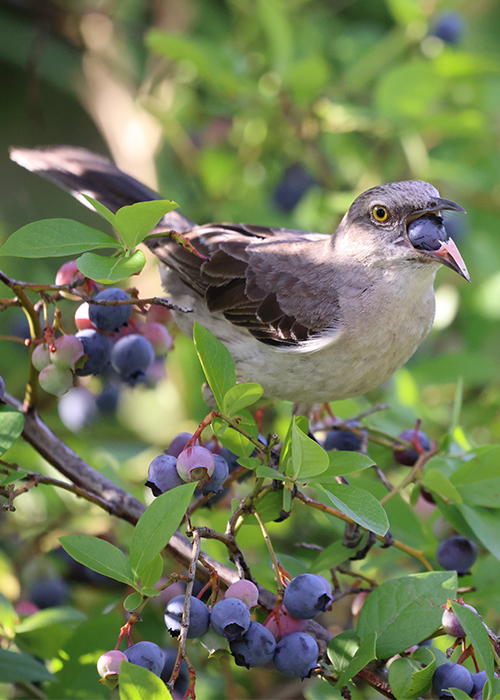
[337, 180, 470, 281]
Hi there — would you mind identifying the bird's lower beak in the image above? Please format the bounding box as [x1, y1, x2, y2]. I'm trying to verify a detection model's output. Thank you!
[431, 237, 471, 282]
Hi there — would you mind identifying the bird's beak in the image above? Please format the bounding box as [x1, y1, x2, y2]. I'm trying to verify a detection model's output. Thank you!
[407, 198, 470, 282]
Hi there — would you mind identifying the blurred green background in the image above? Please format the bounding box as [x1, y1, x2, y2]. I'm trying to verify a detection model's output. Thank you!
[1, 0, 500, 698]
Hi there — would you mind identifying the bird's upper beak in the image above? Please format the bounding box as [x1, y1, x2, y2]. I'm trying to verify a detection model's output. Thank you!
[406, 198, 470, 282]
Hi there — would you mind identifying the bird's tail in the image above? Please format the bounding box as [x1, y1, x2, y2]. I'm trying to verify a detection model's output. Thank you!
[9, 145, 195, 234]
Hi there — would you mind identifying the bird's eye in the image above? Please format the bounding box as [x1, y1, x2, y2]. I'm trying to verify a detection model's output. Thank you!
[372, 205, 389, 222]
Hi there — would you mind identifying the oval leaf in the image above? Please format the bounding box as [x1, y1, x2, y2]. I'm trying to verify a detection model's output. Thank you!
[124, 592, 143, 612]
[115, 199, 179, 248]
[0, 219, 121, 257]
[320, 484, 389, 536]
[76, 249, 146, 283]
[119, 661, 172, 700]
[59, 535, 134, 585]
[450, 601, 495, 681]
[193, 322, 236, 408]
[222, 382, 263, 416]
[0, 648, 56, 683]
[0, 405, 25, 457]
[291, 420, 329, 479]
[130, 482, 195, 579]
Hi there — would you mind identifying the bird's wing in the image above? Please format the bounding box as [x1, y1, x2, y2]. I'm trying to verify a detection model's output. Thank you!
[152, 224, 342, 349]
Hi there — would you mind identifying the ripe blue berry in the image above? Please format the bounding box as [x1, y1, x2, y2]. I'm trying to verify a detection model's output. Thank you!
[201, 455, 229, 495]
[160, 648, 189, 695]
[431, 12, 466, 45]
[273, 164, 315, 212]
[210, 598, 251, 641]
[166, 433, 192, 457]
[471, 670, 487, 696]
[89, 288, 131, 332]
[146, 454, 184, 497]
[75, 330, 111, 376]
[0, 375, 4, 401]
[432, 662, 473, 697]
[230, 621, 276, 668]
[436, 536, 478, 575]
[393, 429, 431, 466]
[29, 577, 69, 609]
[283, 573, 333, 619]
[123, 641, 165, 676]
[111, 334, 155, 384]
[323, 428, 362, 452]
[274, 632, 319, 678]
[164, 595, 210, 638]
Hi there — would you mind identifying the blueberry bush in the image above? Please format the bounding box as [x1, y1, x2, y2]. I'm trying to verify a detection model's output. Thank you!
[1, 1, 500, 699]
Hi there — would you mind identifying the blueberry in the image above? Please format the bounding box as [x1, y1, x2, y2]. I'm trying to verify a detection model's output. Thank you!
[210, 598, 251, 641]
[393, 429, 431, 466]
[89, 288, 132, 332]
[432, 662, 473, 697]
[146, 454, 184, 497]
[95, 383, 120, 415]
[324, 428, 363, 452]
[471, 670, 487, 696]
[201, 455, 229, 495]
[164, 595, 210, 638]
[431, 12, 466, 45]
[29, 577, 70, 609]
[274, 632, 319, 678]
[230, 621, 276, 668]
[160, 648, 189, 695]
[0, 375, 5, 401]
[111, 334, 155, 384]
[273, 164, 315, 212]
[441, 599, 479, 638]
[436, 536, 478, 574]
[123, 641, 165, 677]
[407, 213, 447, 252]
[165, 433, 192, 458]
[283, 573, 333, 620]
[75, 330, 111, 376]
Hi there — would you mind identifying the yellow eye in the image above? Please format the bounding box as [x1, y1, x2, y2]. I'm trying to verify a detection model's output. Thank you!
[372, 205, 389, 222]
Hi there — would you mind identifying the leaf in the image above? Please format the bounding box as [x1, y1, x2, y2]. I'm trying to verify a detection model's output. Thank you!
[115, 200, 179, 248]
[357, 571, 457, 658]
[0, 470, 28, 485]
[422, 470, 463, 503]
[245, 490, 285, 524]
[59, 535, 134, 585]
[388, 651, 436, 700]
[76, 249, 146, 283]
[324, 450, 375, 478]
[124, 592, 143, 611]
[0, 648, 56, 682]
[458, 503, 500, 561]
[140, 553, 164, 589]
[130, 482, 195, 579]
[327, 629, 360, 673]
[0, 405, 25, 456]
[237, 457, 260, 470]
[320, 484, 389, 536]
[213, 411, 258, 458]
[335, 632, 377, 688]
[450, 446, 500, 508]
[119, 661, 172, 700]
[193, 322, 236, 408]
[0, 219, 121, 257]
[255, 465, 287, 481]
[449, 690, 476, 700]
[84, 196, 118, 227]
[222, 383, 263, 416]
[450, 601, 495, 681]
[310, 541, 351, 573]
[14, 607, 87, 659]
[291, 421, 329, 479]
[15, 606, 87, 633]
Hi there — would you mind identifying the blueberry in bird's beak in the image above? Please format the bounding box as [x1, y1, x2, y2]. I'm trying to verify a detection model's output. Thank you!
[407, 202, 470, 282]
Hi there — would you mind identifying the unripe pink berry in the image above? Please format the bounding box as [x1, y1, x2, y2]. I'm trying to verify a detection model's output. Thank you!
[74, 303, 96, 331]
[97, 649, 128, 689]
[265, 612, 308, 641]
[139, 322, 173, 355]
[225, 580, 259, 609]
[32, 343, 51, 372]
[441, 599, 480, 637]
[39, 365, 74, 396]
[56, 260, 93, 299]
[146, 304, 172, 325]
[176, 445, 215, 483]
[51, 335, 85, 369]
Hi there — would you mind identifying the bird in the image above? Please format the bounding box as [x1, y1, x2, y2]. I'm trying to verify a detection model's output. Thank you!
[9, 145, 470, 408]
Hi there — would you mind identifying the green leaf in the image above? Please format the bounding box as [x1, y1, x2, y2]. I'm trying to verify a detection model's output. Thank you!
[214, 410, 258, 458]
[422, 470, 463, 503]
[0, 648, 56, 682]
[327, 629, 360, 673]
[130, 482, 195, 579]
[388, 650, 436, 700]
[324, 450, 375, 478]
[119, 661, 172, 700]
[0, 593, 17, 637]
[320, 484, 389, 536]
[0, 219, 121, 257]
[310, 541, 351, 573]
[255, 465, 287, 480]
[124, 592, 143, 611]
[0, 405, 25, 456]
[357, 571, 457, 658]
[140, 553, 164, 589]
[59, 535, 134, 585]
[114, 200, 179, 248]
[14, 607, 87, 659]
[15, 606, 86, 633]
[84, 196, 118, 227]
[335, 632, 377, 688]
[237, 457, 261, 470]
[450, 601, 495, 681]
[0, 470, 28, 485]
[76, 249, 146, 283]
[193, 322, 236, 408]
[458, 503, 500, 561]
[245, 490, 284, 524]
[450, 446, 500, 508]
[222, 383, 263, 416]
[449, 690, 476, 700]
[291, 421, 329, 479]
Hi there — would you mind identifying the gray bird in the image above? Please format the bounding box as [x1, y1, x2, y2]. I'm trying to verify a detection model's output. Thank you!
[9, 146, 469, 408]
